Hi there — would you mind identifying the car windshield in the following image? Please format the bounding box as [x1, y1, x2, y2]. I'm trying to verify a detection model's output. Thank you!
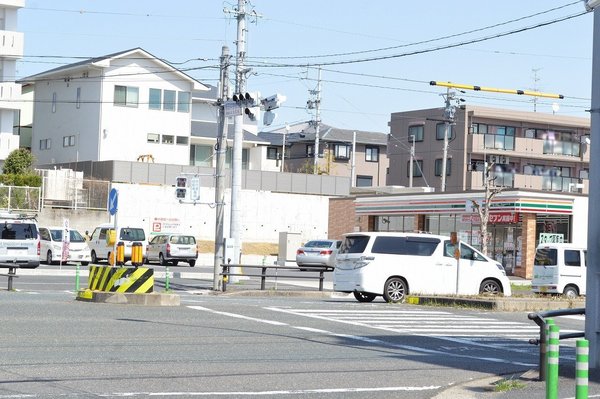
[170, 235, 195, 245]
[304, 240, 333, 248]
[120, 228, 145, 241]
[1, 222, 37, 240]
[50, 229, 86, 243]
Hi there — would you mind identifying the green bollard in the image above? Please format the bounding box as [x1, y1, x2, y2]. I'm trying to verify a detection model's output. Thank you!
[546, 324, 560, 399]
[75, 263, 80, 291]
[576, 339, 589, 399]
[165, 266, 170, 292]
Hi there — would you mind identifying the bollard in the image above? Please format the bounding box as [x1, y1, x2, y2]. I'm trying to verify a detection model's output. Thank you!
[165, 265, 170, 292]
[576, 339, 589, 399]
[116, 242, 125, 266]
[539, 318, 555, 381]
[131, 242, 143, 267]
[75, 263, 80, 291]
[546, 324, 560, 399]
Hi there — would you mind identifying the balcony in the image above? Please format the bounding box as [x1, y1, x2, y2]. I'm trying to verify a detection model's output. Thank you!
[467, 171, 589, 194]
[0, 30, 23, 58]
[0, 82, 20, 109]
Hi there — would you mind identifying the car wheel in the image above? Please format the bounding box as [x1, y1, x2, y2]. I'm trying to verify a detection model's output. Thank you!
[159, 253, 168, 266]
[171, 260, 179, 266]
[479, 279, 502, 295]
[91, 251, 98, 264]
[46, 250, 54, 265]
[563, 285, 579, 298]
[188, 260, 196, 267]
[353, 291, 376, 303]
[383, 277, 407, 303]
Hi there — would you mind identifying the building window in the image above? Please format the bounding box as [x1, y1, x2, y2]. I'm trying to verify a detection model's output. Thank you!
[334, 144, 351, 160]
[76, 88, 81, 109]
[436, 123, 455, 140]
[266, 147, 278, 160]
[52, 92, 57, 113]
[306, 144, 314, 157]
[176, 136, 188, 145]
[580, 169, 589, 180]
[39, 139, 51, 150]
[162, 135, 174, 144]
[356, 175, 373, 187]
[365, 146, 379, 162]
[149, 88, 161, 110]
[408, 125, 424, 142]
[114, 85, 139, 107]
[163, 90, 176, 111]
[407, 160, 423, 177]
[177, 91, 191, 113]
[147, 133, 159, 143]
[434, 158, 451, 176]
[62, 135, 76, 147]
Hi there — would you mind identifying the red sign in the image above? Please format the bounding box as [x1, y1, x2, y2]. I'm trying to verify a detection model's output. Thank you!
[462, 212, 519, 224]
[152, 222, 161, 232]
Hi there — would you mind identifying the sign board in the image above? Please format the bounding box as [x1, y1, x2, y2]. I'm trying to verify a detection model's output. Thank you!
[488, 154, 509, 165]
[461, 212, 519, 224]
[62, 218, 70, 263]
[108, 188, 118, 215]
[539, 233, 564, 244]
[224, 101, 243, 117]
[189, 177, 200, 201]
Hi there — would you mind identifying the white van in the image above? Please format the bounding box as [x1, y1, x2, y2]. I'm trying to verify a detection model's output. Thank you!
[531, 243, 586, 298]
[88, 223, 147, 264]
[334, 232, 512, 303]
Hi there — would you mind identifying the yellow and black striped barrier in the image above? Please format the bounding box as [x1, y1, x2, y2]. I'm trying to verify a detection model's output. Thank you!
[88, 265, 154, 293]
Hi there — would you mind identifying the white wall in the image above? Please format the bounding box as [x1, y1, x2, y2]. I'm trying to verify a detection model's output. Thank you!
[572, 196, 589, 247]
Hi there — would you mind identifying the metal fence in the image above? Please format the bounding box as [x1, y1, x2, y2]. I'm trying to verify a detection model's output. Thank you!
[41, 177, 110, 210]
[0, 185, 41, 212]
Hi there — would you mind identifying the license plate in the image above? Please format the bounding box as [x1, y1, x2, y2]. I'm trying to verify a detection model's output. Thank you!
[7, 249, 27, 256]
[540, 286, 548, 292]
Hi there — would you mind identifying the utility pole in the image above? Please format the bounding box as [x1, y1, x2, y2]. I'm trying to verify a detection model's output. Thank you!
[213, 45, 230, 291]
[441, 88, 456, 193]
[307, 67, 322, 174]
[409, 135, 415, 188]
[351, 131, 356, 187]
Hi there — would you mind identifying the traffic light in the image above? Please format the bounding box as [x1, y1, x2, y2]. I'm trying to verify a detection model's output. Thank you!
[261, 93, 286, 111]
[175, 176, 187, 200]
[233, 91, 261, 121]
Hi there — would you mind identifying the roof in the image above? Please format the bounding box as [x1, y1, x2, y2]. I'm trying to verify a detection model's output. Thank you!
[19, 47, 210, 91]
[259, 122, 388, 146]
[191, 121, 269, 144]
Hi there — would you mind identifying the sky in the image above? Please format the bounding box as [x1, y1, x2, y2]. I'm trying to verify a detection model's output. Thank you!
[17, 1, 596, 134]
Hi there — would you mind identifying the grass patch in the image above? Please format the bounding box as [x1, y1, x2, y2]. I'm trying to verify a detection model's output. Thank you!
[510, 283, 531, 293]
[493, 377, 526, 392]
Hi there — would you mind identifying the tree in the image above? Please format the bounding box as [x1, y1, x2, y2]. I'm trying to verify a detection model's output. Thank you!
[3, 148, 34, 175]
[470, 162, 503, 256]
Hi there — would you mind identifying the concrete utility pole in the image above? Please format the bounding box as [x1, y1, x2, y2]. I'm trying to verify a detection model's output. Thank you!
[409, 135, 415, 188]
[351, 131, 356, 187]
[440, 88, 456, 193]
[213, 45, 230, 291]
[308, 67, 322, 174]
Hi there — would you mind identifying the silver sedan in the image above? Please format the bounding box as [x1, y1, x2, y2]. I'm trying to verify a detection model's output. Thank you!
[296, 239, 341, 269]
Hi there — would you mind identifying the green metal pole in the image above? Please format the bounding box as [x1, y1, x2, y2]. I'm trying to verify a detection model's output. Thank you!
[576, 339, 589, 399]
[546, 324, 560, 399]
[75, 263, 80, 291]
[541, 318, 555, 381]
[165, 266, 170, 292]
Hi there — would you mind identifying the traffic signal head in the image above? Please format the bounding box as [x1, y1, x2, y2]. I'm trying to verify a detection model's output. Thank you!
[175, 176, 188, 200]
[244, 91, 261, 106]
[261, 93, 286, 111]
[244, 106, 257, 121]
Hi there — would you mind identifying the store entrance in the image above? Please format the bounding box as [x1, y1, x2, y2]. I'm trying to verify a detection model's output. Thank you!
[489, 224, 521, 276]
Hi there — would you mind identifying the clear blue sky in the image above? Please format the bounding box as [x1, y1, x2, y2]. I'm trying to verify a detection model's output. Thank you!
[18, 1, 594, 133]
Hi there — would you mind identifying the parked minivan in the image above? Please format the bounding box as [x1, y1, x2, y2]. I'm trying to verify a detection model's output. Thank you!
[0, 213, 40, 268]
[334, 232, 511, 303]
[39, 227, 91, 265]
[531, 243, 586, 298]
[88, 223, 147, 264]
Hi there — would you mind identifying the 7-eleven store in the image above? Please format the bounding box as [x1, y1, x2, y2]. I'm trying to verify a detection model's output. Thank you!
[328, 190, 588, 279]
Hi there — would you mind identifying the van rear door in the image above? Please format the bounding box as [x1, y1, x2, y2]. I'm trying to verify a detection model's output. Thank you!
[533, 246, 559, 293]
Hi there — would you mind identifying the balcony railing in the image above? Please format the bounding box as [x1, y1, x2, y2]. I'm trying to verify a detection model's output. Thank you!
[468, 171, 588, 194]
[0, 30, 23, 58]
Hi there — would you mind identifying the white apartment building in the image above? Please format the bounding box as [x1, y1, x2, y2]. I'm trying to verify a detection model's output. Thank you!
[0, 0, 24, 162]
[21, 48, 209, 165]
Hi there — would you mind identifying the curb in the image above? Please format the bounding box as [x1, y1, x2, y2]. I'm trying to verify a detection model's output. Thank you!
[76, 289, 180, 306]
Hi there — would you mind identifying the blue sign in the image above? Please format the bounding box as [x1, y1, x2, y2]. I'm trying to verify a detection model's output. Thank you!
[108, 188, 118, 215]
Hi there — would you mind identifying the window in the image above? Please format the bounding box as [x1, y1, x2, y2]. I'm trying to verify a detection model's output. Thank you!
[163, 90, 176, 111]
[147, 133, 160, 143]
[434, 158, 451, 176]
[407, 160, 423, 177]
[52, 92, 57, 113]
[149, 88, 161, 110]
[371, 236, 440, 256]
[39, 139, 51, 150]
[356, 175, 373, 187]
[76, 87, 81, 109]
[564, 250, 581, 267]
[177, 91, 191, 112]
[162, 135, 174, 144]
[114, 85, 139, 107]
[408, 125, 424, 142]
[306, 144, 314, 157]
[334, 144, 350, 160]
[436, 123, 455, 140]
[62, 135, 76, 147]
[176, 136, 188, 145]
[365, 146, 379, 162]
[267, 147, 278, 160]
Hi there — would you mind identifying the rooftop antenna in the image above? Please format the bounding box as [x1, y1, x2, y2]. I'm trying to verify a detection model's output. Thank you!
[531, 68, 542, 112]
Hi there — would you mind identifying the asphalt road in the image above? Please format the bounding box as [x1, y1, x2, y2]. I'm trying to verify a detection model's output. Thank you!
[0, 266, 593, 398]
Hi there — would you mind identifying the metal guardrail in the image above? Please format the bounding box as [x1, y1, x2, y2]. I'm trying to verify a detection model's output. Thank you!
[528, 307, 586, 381]
[221, 264, 334, 292]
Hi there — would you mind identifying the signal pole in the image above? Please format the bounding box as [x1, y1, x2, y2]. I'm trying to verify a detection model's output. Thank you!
[307, 67, 322, 174]
[440, 88, 457, 192]
[213, 45, 230, 291]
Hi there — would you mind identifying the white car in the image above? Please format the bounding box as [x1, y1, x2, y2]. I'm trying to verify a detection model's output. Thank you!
[88, 223, 147, 264]
[146, 234, 197, 266]
[39, 227, 91, 265]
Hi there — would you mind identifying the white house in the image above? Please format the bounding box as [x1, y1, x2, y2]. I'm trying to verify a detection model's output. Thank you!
[0, 0, 24, 162]
[21, 48, 209, 165]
